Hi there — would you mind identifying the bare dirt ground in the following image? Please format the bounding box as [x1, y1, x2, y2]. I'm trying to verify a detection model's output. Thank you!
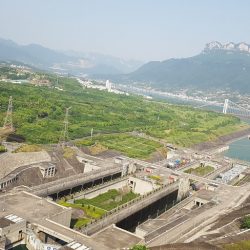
[149, 242, 221, 250]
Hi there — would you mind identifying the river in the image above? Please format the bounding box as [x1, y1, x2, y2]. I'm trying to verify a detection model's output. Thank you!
[224, 137, 250, 163]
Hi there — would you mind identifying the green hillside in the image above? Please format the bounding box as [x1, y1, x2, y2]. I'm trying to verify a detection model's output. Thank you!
[0, 74, 245, 146]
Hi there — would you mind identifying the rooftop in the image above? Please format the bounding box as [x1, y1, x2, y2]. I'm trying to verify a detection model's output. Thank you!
[91, 225, 142, 249]
[0, 190, 69, 224]
[0, 217, 14, 228]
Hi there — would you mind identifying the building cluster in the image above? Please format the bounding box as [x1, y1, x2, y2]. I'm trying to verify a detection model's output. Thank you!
[76, 78, 128, 95]
[218, 164, 247, 183]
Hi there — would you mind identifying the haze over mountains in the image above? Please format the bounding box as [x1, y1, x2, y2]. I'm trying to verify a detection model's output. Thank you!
[123, 41, 250, 93]
[0, 38, 142, 75]
[1, 38, 250, 93]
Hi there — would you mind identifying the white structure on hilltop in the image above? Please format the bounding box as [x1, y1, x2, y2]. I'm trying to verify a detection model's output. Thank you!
[106, 80, 112, 92]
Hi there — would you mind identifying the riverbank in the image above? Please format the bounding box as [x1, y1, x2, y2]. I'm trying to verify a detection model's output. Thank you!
[192, 127, 250, 152]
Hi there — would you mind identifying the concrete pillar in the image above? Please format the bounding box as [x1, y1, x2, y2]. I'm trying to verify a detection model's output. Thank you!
[177, 178, 190, 202]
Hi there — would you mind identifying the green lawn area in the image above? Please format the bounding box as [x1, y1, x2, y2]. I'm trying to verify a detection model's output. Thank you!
[76, 133, 163, 159]
[224, 240, 250, 250]
[58, 200, 106, 219]
[185, 165, 214, 176]
[71, 218, 91, 229]
[75, 189, 139, 211]
[58, 200, 106, 228]
[58, 189, 138, 228]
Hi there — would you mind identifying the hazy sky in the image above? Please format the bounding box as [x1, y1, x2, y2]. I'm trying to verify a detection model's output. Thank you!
[1, 0, 250, 61]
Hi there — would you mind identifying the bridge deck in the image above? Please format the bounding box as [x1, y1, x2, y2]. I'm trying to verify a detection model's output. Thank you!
[31, 165, 122, 196]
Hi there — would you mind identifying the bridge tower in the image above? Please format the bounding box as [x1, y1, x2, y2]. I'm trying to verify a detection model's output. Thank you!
[58, 107, 71, 147]
[223, 99, 229, 114]
[3, 96, 13, 130]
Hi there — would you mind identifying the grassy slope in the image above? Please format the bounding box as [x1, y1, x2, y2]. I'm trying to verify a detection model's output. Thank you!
[224, 240, 250, 250]
[185, 165, 214, 176]
[76, 133, 163, 159]
[0, 75, 246, 148]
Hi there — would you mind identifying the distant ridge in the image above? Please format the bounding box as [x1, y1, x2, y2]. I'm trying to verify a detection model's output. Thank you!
[123, 41, 250, 93]
[0, 38, 142, 75]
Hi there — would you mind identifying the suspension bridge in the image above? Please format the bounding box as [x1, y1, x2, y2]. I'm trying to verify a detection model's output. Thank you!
[195, 99, 250, 118]
[222, 99, 250, 118]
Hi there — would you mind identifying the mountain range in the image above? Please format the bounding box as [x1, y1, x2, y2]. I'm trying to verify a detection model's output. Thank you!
[122, 42, 250, 93]
[0, 38, 142, 75]
[1, 38, 250, 93]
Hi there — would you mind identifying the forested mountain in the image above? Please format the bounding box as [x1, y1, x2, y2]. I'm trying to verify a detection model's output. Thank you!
[125, 42, 250, 93]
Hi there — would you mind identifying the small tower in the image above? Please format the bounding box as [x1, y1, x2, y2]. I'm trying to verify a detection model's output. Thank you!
[106, 80, 112, 92]
[223, 99, 229, 114]
[3, 96, 13, 131]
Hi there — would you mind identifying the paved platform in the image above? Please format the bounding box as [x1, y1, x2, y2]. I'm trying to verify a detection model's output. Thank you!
[0, 151, 51, 179]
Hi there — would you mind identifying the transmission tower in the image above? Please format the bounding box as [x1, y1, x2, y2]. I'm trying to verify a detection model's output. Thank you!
[3, 96, 13, 130]
[59, 107, 71, 147]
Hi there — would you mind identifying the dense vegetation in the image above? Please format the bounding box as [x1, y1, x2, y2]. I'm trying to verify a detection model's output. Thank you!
[241, 216, 250, 229]
[0, 72, 245, 147]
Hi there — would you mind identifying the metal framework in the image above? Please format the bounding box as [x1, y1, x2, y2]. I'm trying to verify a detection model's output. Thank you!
[3, 96, 13, 130]
[223, 99, 250, 117]
[58, 107, 71, 146]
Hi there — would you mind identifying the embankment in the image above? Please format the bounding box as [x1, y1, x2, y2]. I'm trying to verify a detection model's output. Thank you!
[192, 127, 250, 151]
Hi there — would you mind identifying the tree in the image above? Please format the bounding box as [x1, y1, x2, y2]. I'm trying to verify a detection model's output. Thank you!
[241, 216, 250, 229]
[130, 245, 148, 250]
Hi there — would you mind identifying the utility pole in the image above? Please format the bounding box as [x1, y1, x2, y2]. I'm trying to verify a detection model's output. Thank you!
[91, 128, 93, 140]
[59, 107, 71, 147]
[3, 96, 13, 131]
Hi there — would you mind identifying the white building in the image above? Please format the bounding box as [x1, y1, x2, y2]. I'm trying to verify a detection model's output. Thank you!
[106, 80, 112, 92]
[38, 163, 56, 178]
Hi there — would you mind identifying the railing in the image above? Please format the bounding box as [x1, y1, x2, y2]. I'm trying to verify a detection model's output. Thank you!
[31, 165, 122, 195]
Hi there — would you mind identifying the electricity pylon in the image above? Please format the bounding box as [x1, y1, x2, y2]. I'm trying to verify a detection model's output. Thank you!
[58, 107, 71, 147]
[3, 96, 13, 131]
